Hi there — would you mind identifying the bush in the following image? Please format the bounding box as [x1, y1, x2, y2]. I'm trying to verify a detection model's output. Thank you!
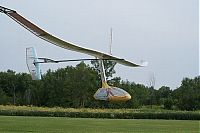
[0, 105, 199, 120]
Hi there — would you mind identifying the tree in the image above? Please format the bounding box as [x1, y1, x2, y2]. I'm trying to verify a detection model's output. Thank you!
[91, 60, 116, 79]
[40, 68, 72, 107]
[156, 86, 172, 105]
[38, 62, 99, 108]
[0, 70, 18, 105]
[164, 98, 173, 110]
[173, 77, 200, 110]
[67, 62, 99, 107]
[0, 88, 12, 104]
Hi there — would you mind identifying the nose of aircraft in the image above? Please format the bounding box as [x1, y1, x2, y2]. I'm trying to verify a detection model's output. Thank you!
[125, 93, 131, 101]
[110, 87, 131, 102]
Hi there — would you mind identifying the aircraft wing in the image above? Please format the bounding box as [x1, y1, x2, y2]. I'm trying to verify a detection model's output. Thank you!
[0, 6, 147, 67]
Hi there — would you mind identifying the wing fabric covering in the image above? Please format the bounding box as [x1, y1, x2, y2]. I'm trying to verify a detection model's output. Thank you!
[5, 8, 145, 67]
[94, 87, 131, 101]
[26, 47, 41, 80]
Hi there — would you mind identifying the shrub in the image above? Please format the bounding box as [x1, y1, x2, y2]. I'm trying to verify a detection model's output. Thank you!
[0, 105, 199, 120]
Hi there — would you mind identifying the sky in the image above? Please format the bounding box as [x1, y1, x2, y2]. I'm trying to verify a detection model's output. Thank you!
[0, 0, 199, 89]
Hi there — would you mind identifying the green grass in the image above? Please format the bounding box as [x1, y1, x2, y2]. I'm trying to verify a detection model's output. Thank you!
[0, 116, 199, 133]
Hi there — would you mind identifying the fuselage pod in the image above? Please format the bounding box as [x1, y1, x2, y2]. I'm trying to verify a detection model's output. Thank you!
[94, 87, 131, 102]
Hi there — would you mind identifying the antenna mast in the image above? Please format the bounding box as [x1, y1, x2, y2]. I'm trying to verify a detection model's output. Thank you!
[109, 28, 113, 55]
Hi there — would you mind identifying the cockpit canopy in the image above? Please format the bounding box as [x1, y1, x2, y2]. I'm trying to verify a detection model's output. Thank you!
[94, 87, 131, 102]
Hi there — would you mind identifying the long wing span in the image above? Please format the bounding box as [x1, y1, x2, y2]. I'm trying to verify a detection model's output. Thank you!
[0, 6, 147, 67]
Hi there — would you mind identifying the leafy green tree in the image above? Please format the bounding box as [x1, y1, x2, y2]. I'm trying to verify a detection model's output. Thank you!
[91, 60, 116, 79]
[173, 77, 200, 110]
[66, 62, 99, 107]
[163, 98, 173, 110]
[0, 66, 199, 111]
[38, 62, 99, 108]
[0, 88, 12, 104]
[156, 86, 172, 105]
[39, 68, 70, 107]
[0, 70, 18, 105]
[15, 72, 33, 105]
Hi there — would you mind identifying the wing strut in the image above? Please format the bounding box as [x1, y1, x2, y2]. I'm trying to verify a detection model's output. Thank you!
[36, 57, 124, 64]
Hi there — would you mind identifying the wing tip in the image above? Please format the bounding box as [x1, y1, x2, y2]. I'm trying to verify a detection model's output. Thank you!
[140, 61, 148, 67]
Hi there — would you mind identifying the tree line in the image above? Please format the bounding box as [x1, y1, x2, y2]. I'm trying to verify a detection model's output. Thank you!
[0, 62, 199, 111]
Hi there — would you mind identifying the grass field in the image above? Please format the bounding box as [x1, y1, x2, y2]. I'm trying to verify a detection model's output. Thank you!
[0, 116, 199, 133]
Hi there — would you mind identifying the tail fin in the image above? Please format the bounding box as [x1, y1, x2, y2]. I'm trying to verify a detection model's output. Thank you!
[26, 47, 41, 80]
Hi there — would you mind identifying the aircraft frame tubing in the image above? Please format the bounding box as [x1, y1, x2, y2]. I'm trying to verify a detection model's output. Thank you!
[35, 58, 124, 64]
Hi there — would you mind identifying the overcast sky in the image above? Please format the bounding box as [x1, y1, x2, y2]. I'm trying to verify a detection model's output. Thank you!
[0, 0, 199, 89]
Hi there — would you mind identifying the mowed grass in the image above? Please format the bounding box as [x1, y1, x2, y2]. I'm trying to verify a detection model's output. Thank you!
[0, 116, 199, 133]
